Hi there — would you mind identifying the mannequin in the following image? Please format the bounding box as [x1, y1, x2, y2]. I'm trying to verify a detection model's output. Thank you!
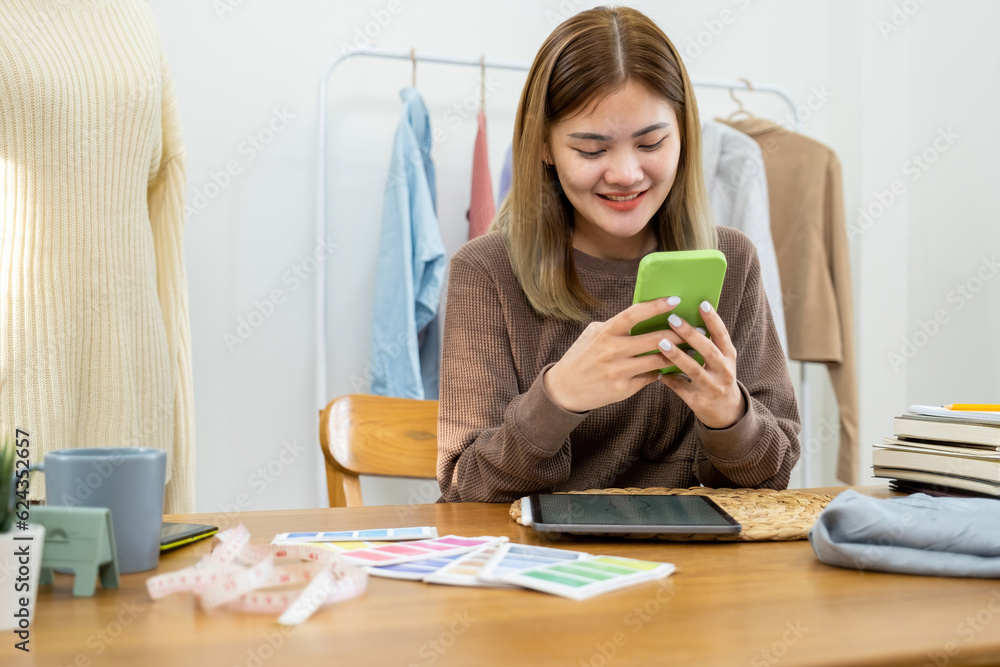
[0, 0, 195, 512]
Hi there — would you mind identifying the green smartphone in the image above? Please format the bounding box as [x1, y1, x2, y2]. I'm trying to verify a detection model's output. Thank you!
[629, 249, 727, 374]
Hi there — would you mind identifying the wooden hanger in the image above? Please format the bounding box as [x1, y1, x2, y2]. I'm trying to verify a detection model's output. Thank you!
[726, 78, 755, 122]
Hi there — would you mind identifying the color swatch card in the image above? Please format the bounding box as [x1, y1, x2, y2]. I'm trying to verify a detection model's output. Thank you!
[366, 553, 466, 581]
[279, 541, 387, 554]
[500, 555, 675, 601]
[271, 527, 438, 543]
[338, 536, 507, 566]
[422, 544, 518, 589]
[476, 543, 590, 584]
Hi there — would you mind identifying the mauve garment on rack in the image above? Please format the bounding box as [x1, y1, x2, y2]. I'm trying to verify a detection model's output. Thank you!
[720, 118, 858, 485]
[499, 144, 513, 204]
[369, 87, 446, 399]
[701, 121, 788, 356]
[467, 110, 495, 239]
[810, 490, 1000, 577]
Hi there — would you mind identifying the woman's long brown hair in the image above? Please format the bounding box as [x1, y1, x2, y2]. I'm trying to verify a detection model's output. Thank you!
[491, 6, 717, 321]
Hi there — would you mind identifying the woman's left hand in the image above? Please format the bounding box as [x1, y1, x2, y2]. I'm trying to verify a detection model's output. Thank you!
[656, 300, 745, 429]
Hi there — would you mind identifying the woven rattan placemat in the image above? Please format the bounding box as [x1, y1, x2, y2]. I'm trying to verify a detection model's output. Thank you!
[509, 487, 833, 541]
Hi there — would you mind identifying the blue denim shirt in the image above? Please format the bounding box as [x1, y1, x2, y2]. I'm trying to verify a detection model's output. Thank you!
[369, 87, 446, 399]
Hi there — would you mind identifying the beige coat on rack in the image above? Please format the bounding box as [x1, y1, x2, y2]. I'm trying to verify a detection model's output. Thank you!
[721, 118, 859, 485]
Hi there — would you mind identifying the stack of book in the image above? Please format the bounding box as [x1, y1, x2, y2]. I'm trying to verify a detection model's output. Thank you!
[873, 404, 1000, 497]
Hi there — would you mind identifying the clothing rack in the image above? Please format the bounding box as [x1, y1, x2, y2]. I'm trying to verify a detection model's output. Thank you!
[315, 46, 815, 487]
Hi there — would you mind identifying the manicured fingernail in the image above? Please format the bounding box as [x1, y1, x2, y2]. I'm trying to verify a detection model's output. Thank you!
[659, 338, 672, 352]
[668, 314, 682, 327]
[700, 301, 712, 313]
[686, 349, 697, 357]
[666, 296, 681, 306]
[695, 327, 706, 335]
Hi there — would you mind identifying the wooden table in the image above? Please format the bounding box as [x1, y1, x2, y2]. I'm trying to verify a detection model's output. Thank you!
[9, 486, 1000, 667]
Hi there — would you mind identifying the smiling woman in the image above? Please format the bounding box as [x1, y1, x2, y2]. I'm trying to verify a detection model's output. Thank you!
[436, 6, 800, 503]
[545, 82, 683, 260]
[496, 6, 716, 321]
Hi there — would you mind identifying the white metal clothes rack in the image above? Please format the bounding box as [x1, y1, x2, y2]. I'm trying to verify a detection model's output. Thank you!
[315, 46, 814, 485]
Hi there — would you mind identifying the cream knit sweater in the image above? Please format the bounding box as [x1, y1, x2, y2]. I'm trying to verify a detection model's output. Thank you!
[0, 0, 195, 512]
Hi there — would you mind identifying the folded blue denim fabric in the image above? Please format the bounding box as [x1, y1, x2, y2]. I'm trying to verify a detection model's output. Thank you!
[809, 489, 1000, 577]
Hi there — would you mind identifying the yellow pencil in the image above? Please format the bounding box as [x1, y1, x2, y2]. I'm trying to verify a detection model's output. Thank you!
[944, 404, 1000, 411]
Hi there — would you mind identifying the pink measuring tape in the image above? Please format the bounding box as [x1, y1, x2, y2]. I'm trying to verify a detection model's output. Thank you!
[146, 524, 367, 625]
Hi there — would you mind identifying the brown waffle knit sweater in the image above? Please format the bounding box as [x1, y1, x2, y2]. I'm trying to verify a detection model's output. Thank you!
[437, 226, 800, 503]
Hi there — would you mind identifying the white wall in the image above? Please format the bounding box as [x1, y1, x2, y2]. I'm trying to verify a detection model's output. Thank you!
[839, 0, 1000, 484]
[149, 0, 1000, 512]
[903, 3, 1000, 403]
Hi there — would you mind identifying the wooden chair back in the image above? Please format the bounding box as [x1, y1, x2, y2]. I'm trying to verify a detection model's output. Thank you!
[319, 394, 439, 507]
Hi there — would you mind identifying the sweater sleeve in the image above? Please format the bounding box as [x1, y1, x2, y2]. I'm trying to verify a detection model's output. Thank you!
[437, 253, 587, 502]
[825, 154, 859, 484]
[147, 49, 196, 514]
[693, 240, 801, 489]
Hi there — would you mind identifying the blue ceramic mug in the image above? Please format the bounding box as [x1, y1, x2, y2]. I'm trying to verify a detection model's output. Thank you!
[38, 448, 166, 573]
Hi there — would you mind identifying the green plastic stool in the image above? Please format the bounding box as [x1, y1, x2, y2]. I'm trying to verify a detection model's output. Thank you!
[30, 506, 120, 597]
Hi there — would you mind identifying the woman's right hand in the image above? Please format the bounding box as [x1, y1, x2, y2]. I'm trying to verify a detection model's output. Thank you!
[543, 297, 686, 413]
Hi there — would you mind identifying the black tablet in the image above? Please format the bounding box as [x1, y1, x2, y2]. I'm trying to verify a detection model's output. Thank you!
[521, 494, 741, 535]
[160, 521, 218, 551]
